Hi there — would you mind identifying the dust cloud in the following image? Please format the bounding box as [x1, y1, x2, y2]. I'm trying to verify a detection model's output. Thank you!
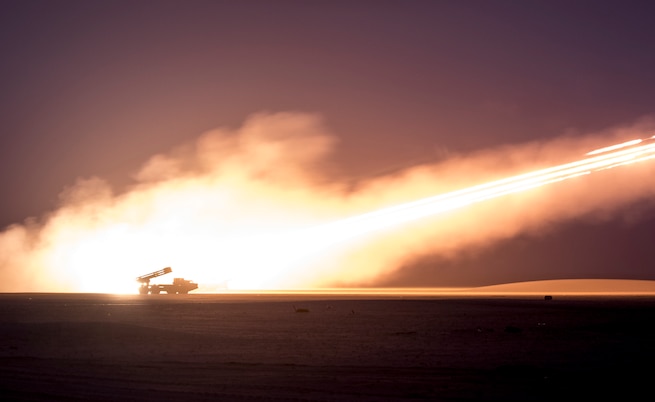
[1, 112, 654, 292]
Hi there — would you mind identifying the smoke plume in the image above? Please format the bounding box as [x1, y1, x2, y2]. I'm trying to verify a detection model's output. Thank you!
[1, 112, 654, 292]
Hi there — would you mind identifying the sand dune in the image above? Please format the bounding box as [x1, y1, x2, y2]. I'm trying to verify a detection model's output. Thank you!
[253, 279, 655, 297]
[471, 279, 655, 294]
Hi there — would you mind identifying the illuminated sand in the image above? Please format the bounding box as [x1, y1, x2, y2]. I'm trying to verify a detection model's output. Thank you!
[472, 278, 655, 295]
[217, 279, 655, 297]
[2, 289, 655, 401]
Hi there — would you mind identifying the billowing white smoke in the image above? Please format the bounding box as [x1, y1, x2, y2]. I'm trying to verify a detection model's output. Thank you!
[1, 112, 654, 292]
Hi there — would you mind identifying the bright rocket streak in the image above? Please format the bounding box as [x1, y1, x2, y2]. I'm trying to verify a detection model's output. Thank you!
[309, 138, 655, 245]
[232, 137, 655, 289]
[586, 139, 642, 155]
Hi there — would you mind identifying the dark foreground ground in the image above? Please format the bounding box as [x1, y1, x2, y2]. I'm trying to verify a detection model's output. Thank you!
[1, 293, 655, 401]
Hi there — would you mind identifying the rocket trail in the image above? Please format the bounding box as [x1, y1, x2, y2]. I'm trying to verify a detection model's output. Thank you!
[240, 134, 655, 289]
[152, 133, 655, 290]
[228, 132, 655, 290]
[311, 135, 655, 243]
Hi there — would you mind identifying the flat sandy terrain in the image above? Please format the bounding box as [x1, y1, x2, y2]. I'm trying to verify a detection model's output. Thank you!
[1, 293, 655, 401]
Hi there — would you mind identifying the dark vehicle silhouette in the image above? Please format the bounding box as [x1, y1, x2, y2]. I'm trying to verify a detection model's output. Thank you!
[136, 267, 198, 294]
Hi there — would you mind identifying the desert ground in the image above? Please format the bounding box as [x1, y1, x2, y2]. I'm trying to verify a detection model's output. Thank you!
[1, 292, 655, 401]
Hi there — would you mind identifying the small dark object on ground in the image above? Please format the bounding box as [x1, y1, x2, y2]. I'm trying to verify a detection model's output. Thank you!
[544, 295, 553, 301]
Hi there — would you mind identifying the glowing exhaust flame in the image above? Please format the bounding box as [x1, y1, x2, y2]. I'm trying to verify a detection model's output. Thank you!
[314, 139, 655, 242]
[258, 137, 655, 288]
[586, 139, 643, 155]
[1, 112, 654, 293]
